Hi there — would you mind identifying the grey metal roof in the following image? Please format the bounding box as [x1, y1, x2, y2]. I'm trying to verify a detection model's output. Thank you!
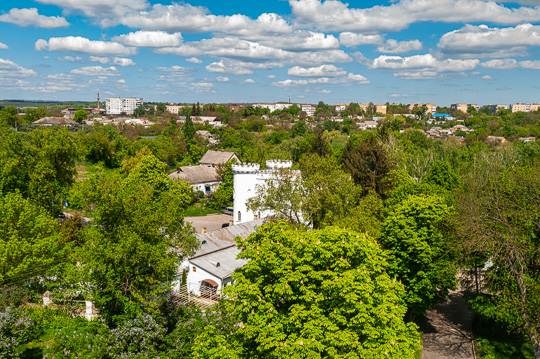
[195, 218, 265, 244]
[190, 246, 248, 280]
[199, 150, 239, 166]
[168, 165, 219, 184]
[188, 219, 265, 279]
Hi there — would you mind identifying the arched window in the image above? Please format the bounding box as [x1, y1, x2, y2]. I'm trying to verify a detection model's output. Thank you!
[238, 211, 241, 221]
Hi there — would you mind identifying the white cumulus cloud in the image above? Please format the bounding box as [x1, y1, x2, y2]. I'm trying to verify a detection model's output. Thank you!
[113, 57, 135, 66]
[35, 0, 148, 24]
[438, 23, 540, 58]
[70, 66, 121, 76]
[90, 56, 110, 64]
[377, 39, 422, 54]
[216, 76, 229, 82]
[57, 55, 83, 62]
[289, 0, 540, 32]
[0, 58, 37, 77]
[186, 57, 202, 64]
[288, 64, 347, 77]
[244, 78, 256, 84]
[0, 8, 69, 28]
[114, 3, 291, 37]
[0, 42, 9, 50]
[339, 32, 384, 47]
[35, 36, 137, 56]
[112, 31, 182, 47]
[481, 58, 540, 70]
[370, 54, 479, 79]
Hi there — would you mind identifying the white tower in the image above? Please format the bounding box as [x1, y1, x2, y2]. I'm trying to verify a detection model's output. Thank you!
[232, 160, 294, 225]
[232, 163, 260, 225]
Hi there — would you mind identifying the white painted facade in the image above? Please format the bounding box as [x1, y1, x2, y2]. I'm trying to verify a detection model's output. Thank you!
[106, 97, 143, 115]
[175, 259, 231, 297]
[301, 104, 316, 117]
[232, 160, 294, 225]
[253, 103, 293, 113]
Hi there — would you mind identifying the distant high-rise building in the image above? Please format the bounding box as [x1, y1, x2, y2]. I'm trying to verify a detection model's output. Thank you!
[106, 97, 143, 115]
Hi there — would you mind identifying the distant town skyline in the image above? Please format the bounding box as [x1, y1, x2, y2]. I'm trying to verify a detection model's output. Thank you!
[1, 0, 540, 104]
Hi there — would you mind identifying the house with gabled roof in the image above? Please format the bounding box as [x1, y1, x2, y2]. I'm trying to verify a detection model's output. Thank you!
[199, 150, 240, 167]
[169, 165, 221, 194]
[175, 218, 265, 297]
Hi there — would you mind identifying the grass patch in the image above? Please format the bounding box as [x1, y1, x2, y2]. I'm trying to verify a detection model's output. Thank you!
[184, 201, 220, 217]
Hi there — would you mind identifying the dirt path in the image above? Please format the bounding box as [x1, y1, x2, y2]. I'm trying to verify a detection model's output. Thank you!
[421, 291, 475, 359]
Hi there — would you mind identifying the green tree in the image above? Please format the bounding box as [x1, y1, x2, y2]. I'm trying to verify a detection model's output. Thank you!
[26, 127, 79, 210]
[73, 109, 88, 123]
[341, 138, 394, 198]
[133, 105, 146, 118]
[77, 155, 198, 324]
[0, 106, 19, 127]
[220, 223, 421, 358]
[23, 107, 48, 123]
[381, 195, 456, 319]
[156, 103, 167, 114]
[183, 115, 195, 142]
[309, 128, 330, 157]
[247, 155, 362, 229]
[300, 154, 361, 228]
[291, 120, 307, 138]
[210, 160, 236, 210]
[0, 192, 65, 284]
[423, 160, 460, 191]
[455, 162, 540, 358]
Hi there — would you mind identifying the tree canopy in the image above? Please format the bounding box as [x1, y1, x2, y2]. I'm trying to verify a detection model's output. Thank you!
[216, 222, 421, 358]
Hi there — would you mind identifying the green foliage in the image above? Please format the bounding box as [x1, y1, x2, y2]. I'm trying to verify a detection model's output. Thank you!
[300, 154, 361, 228]
[341, 137, 394, 198]
[0, 306, 36, 358]
[72, 109, 88, 123]
[133, 105, 146, 118]
[381, 195, 456, 318]
[455, 162, 540, 355]
[0, 191, 67, 285]
[334, 191, 384, 239]
[0, 106, 19, 127]
[423, 160, 460, 191]
[183, 115, 195, 141]
[223, 223, 421, 358]
[210, 160, 235, 210]
[75, 155, 198, 324]
[23, 107, 49, 123]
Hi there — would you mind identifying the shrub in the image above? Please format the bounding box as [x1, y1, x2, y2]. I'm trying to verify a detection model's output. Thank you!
[0, 306, 36, 358]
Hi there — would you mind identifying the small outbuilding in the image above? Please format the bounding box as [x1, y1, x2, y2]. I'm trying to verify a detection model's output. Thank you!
[169, 165, 221, 194]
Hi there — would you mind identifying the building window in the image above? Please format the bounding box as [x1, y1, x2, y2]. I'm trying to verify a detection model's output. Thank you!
[238, 211, 241, 221]
[193, 266, 197, 272]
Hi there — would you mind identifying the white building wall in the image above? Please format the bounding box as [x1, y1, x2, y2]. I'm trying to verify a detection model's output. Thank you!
[174, 259, 223, 296]
[106, 97, 143, 115]
[232, 160, 293, 225]
[190, 181, 221, 195]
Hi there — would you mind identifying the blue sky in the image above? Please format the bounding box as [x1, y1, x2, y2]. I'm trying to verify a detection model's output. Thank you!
[1, 0, 540, 106]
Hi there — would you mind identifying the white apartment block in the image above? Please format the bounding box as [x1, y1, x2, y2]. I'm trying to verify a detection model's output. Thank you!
[166, 104, 187, 114]
[335, 104, 348, 112]
[301, 104, 316, 117]
[450, 103, 479, 113]
[511, 103, 540, 113]
[253, 103, 293, 113]
[106, 97, 143, 115]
